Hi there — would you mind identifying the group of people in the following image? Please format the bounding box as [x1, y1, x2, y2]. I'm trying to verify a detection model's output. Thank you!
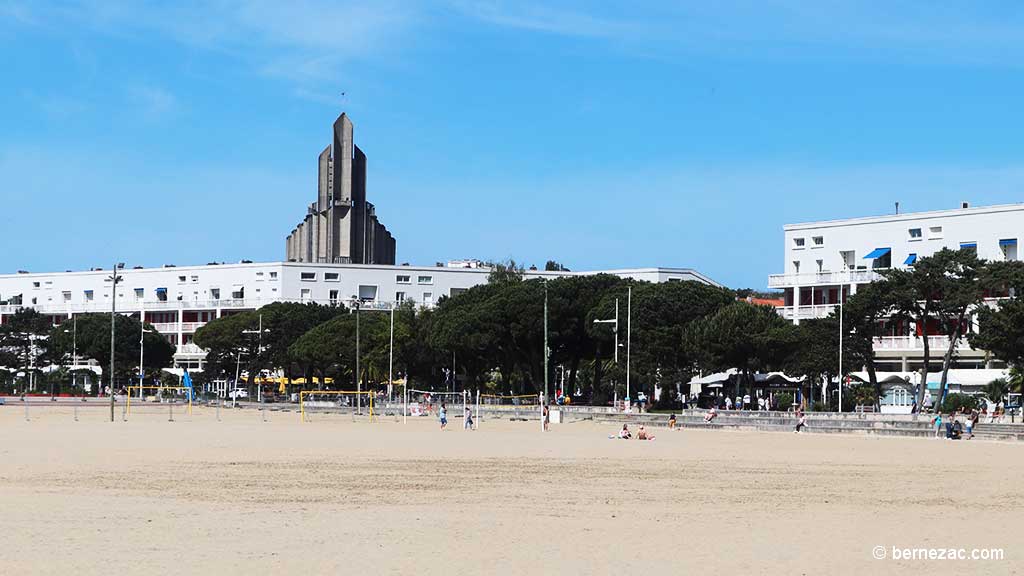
[931, 408, 980, 440]
[611, 423, 654, 440]
[436, 403, 476, 431]
[720, 394, 777, 411]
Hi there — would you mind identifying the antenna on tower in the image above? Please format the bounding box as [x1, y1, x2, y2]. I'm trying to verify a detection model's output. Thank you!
[895, 201, 900, 215]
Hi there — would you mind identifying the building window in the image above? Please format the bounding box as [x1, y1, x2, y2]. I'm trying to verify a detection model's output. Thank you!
[1000, 238, 1018, 261]
[134, 288, 144, 301]
[62, 291, 71, 302]
[329, 290, 339, 303]
[84, 290, 94, 302]
[959, 242, 977, 255]
[231, 286, 244, 299]
[325, 272, 340, 282]
[300, 272, 316, 281]
[816, 259, 823, 272]
[178, 275, 186, 283]
[417, 275, 433, 285]
[396, 275, 411, 284]
[793, 238, 805, 249]
[32, 281, 40, 289]
[908, 228, 922, 240]
[451, 288, 467, 297]
[255, 272, 264, 281]
[423, 292, 433, 304]
[396, 291, 406, 303]
[300, 288, 311, 301]
[190, 275, 199, 283]
[792, 261, 800, 274]
[811, 236, 824, 247]
[269, 271, 278, 280]
[929, 226, 943, 239]
[840, 250, 855, 270]
[210, 288, 220, 300]
[155, 288, 167, 302]
[176, 291, 184, 301]
[358, 285, 378, 301]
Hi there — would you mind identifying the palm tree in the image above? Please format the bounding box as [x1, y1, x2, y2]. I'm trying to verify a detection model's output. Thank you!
[981, 378, 1009, 405]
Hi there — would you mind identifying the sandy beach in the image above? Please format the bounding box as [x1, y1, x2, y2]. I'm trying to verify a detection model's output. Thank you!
[1, 404, 1020, 575]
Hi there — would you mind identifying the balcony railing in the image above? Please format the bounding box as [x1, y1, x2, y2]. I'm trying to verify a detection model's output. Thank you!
[768, 269, 881, 288]
[150, 322, 205, 334]
[175, 343, 206, 356]
[776, 304, 839, 320]
[872, 335, 974, 352]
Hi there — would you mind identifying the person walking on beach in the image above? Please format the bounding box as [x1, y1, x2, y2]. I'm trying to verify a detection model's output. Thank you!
[464, 404, 474, 430]
[794, 412, 806, 433]
[543, 404, 550, 431]
[439, 403, 448, 430]
[932, 412, 943, 438]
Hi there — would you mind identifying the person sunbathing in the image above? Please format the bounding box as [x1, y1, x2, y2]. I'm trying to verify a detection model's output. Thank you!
[617, 424, 631, 439]
[636, 425, 655, 440]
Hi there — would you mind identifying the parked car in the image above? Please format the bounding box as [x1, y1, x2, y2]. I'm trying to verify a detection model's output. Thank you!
[229, 389, 249, 399]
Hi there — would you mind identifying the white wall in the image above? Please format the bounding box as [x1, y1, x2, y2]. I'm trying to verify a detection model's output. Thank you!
[781, 203, 1024, 278]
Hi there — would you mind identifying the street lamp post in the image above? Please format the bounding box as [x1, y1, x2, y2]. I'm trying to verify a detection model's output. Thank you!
[838, 297, 844, 413]
[64, 316, 78, 395]
[352, 298, 361, 414]
[242, 314, 269, 410]
[626, 285, 632, 413]
[593, 297, 620, 406]
[109, 263, 123, 422]
[543, 281, 549, 408]
[138, 323, 154, 399]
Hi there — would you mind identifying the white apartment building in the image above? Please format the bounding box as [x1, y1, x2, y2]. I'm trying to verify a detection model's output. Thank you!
[768, 202, 1024, 376]
[0, 261, 719, 372]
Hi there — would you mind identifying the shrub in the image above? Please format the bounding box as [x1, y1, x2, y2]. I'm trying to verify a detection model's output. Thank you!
[940, 393, 977, 414]
[776, 393, 794, 412]
[811, 400, 828, 412]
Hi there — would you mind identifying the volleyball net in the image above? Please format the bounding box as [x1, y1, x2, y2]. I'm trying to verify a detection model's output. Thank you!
[299, 390, 375, 422]
[125, 386, 193, 419]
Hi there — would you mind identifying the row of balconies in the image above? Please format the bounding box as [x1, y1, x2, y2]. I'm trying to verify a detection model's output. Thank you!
[767, 269, 881, 288]
[0, 298, 279, 316]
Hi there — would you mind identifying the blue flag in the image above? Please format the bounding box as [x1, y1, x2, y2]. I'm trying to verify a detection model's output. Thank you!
[182, 369, 194, 400]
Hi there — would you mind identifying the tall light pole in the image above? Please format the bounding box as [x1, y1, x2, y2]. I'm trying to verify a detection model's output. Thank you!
[388, 303, 394, 403]
[138, 322, 154, 399]
[838, 296, 844, 413]
[242, 314, 269, 405]
[352, 297, 361, 414]
[594, 298, 620, 404]
[543, 281, 549, 408]
[626, 285, 632, 413]
[109, 263, 123, 422]
[64, 316, 77, 394]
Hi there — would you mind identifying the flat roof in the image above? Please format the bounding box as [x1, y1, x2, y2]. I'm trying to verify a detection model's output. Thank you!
[784, 202, 1024, 231]
[0, 261, 720, 286]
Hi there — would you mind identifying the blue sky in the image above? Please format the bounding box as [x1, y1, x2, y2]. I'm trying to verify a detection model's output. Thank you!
[4, 1, 1024, 288]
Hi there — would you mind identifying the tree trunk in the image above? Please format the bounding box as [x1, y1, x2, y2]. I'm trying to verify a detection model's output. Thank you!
[916, 308, 932, 407]
[568, 353, 581, 395]
[937, 316, 966, 410]
[592, 345, 604, 396]
[866, 354, 880, 411]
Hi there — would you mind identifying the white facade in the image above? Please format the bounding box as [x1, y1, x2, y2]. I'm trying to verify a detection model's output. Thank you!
[768, 202, 1024, 373]
[0, 261, 719, 371]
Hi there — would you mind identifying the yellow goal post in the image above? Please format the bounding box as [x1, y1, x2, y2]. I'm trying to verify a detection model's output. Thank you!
[126, 386, 193, 416]
[299, 390, 375, 422]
